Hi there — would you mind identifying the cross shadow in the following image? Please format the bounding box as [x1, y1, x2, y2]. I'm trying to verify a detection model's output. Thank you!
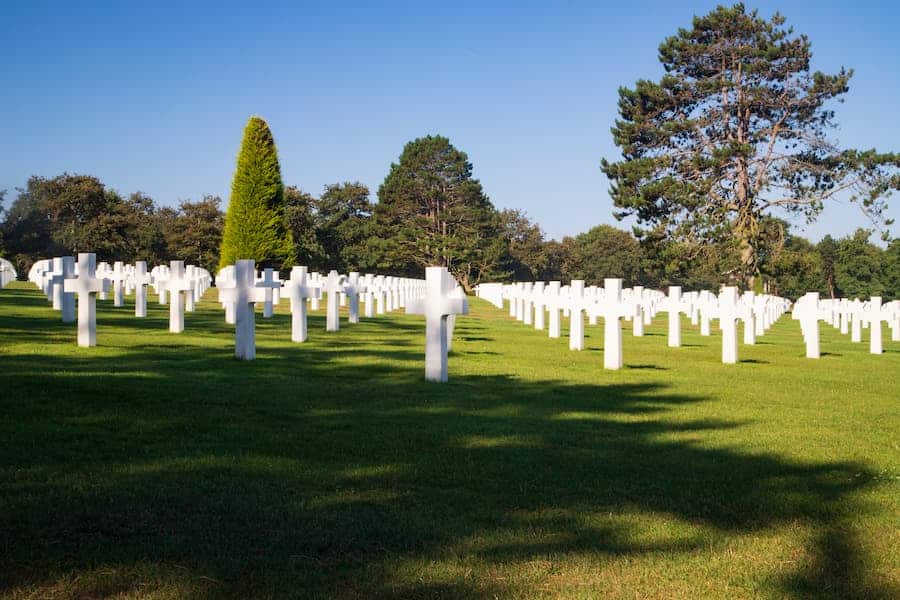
[0, 286, 894, 599]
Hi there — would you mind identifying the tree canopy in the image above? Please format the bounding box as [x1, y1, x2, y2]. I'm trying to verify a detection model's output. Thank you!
[374, 135, 503, 290]
[219, 116, 294, 270]
[601, 3, 899, 287]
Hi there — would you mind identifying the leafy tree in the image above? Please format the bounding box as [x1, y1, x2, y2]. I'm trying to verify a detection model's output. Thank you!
[498, 209, 546, 280]
[219, 116, 294, 270]
[166, 196, 225, 271]
[883, 239, 900, 300]
[375, 135, 501, 290]
[284, 186, 324, 269]
[2, 175, 119, 270]
[570, 225, 642, 285]
[316, 182, 374, 271]
[817, 235, 839, 298]
[834, 229, 885, 298]
[538, 237, 577, 282]
[601, 3, 899, 288]
[765, 234, 823, 299]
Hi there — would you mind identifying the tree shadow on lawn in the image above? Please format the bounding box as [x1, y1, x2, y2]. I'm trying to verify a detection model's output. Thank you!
[0, 327, 894, 598]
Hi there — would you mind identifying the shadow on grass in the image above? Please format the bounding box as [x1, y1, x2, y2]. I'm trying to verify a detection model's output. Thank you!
[0, 290, 893, 599]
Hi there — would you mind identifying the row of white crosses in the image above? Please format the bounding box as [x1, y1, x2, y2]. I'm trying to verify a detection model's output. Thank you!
[792, 293, 900, 357]
[213, 262, 466, 381]
[28, 255, 212, 346]
[477, 280, 793, 368]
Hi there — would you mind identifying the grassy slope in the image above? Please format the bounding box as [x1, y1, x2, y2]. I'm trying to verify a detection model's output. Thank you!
[0, 281, 897, 599]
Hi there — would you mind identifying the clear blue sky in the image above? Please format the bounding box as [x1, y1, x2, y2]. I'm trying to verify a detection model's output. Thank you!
[2, 0, 897, 242]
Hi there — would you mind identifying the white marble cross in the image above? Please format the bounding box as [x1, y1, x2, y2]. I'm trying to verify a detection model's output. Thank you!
[154, 265, 170, 305]
[164, 261, 193, 333]
[56, 256, 76, 323]
[373, 275, 386, 314]
[183, 266, 197, 312]
[866, 297, 884, 355]
[589, 278, 632, 370]
[217, 259, 268, 360]
[323, 270, 347, 331]
[718, 287, 740, 364]
[362, 274, 376, 318]
[282, 266, 321, 342]
[0, 258, 16, 288]
[793, 292, 823, 359]
[216, 266, 237, 324]
[850, 299, 863, 343]
[257, 268, 281, 318]
[741, 291, 756, 345]
[133, 261, 152, 317]
[630, 286, 646, 337]
[664, 286, 684, 348]
[545, 281, 563, 338]
[567, 280, 588, 351]
[521, 282, 534, 325]
[49, 257, 66, 311]
[110, 261, 127, 307]
[532, 282, 546, 330]
[406, 266, 469, 382]
[309, 272, 323, 311]
[63, 253, 110, 347]
[344, 271, 367, 324]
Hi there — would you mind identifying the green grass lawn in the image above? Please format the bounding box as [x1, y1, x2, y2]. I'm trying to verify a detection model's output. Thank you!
[1, 281, 898, 599]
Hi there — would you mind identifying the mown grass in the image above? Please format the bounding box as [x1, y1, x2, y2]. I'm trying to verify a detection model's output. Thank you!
[0, 281, 897, 599]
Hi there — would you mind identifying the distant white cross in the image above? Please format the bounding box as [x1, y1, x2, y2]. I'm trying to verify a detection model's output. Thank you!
[866, 297, 885, 355]
[664, 286, 685, 348]
[718, 287, 740, 364]
[344, 272, 367, 324]
[792, 292, 823, 359]
[545, 281, 563, 338]
[110, 261, 127, 307]
[133, 261, 152, 317]
[164, 261, 193, 333]
[532, 282, 546, 330]
[282, 266, 321, 342]
[323, 270, 346, 331]
[257, 268, 281, 318]
[568, 280, 586, 351]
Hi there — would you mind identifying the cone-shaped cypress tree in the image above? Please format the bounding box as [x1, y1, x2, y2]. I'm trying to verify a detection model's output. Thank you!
[218, 116, 294, 270]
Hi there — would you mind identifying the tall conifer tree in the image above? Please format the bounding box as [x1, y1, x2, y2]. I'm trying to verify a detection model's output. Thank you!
[219, 117, 293, 270]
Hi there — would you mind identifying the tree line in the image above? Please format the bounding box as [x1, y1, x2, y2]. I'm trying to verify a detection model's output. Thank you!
[1, 169, 896, 300]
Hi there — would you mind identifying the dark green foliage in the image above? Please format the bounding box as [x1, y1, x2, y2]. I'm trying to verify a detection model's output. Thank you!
[164, 196, 225, 272]
[601, 3, 899, 287]
[570, 225, 643, 286]
[537, 237, 577, 282]
[316, 182, 374, 271]
[834, 229, 886, 298]
[765, 235, 824, 299]
[374, 135, 503, 290]
[0, 174, 226, 275]
[218, 117, 294, 270]
[284, 186, 325, 269]
[498, 209, 547, 281]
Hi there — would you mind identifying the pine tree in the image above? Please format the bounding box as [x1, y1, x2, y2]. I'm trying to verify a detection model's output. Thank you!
[602, 3, 898, 288]
[374, 135, 503, 291]
[219, 117, 294, 270]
